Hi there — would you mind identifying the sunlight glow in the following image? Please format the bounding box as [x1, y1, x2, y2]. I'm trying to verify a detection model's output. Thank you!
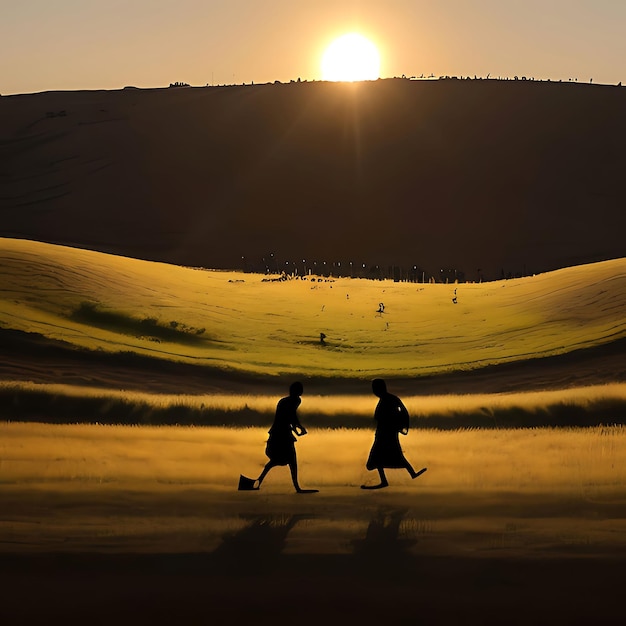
[321, 33, 380, 82]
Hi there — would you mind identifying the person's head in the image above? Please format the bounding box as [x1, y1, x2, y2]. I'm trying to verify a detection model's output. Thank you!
[372, 378, 387, 397]
[289, 381, 304, 397]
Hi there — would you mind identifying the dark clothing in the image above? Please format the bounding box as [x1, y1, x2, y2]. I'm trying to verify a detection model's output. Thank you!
[366, 393, 410, 470]
[265, 395, 303, 466]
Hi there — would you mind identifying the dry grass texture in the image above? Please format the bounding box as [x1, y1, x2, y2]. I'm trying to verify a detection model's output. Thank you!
[2, 421, 624, 497]
[1, 237, 625, 379]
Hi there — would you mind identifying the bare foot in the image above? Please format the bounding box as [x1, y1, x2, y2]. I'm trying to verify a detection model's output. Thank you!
[411, 467, 427, 479]
[360, 482, 389, 490]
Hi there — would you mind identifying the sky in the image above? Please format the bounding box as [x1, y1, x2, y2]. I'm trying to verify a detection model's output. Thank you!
[1, 0, 626, 95]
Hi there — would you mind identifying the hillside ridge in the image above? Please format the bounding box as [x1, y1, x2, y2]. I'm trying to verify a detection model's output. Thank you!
[1, 78, 625, 279]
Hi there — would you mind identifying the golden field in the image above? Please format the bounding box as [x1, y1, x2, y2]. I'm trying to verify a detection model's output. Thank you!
[1, 237, 626, 624]
[1, 237, 625, 380]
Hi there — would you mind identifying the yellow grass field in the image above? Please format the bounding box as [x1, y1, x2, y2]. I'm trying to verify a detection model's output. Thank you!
[3, 379, 626, 429]
[2, 420, 626, 558]
[1, 237, 625, 379]
[2, 421, 626, 496]
[1, 238, 626, 624]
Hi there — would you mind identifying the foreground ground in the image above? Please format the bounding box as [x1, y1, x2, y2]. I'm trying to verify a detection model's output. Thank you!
[2, 485, 625, 625]
[1, 423, 625, 625]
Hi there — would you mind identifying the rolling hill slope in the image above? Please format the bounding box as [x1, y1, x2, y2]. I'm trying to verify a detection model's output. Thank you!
[1, 238, 625, 385]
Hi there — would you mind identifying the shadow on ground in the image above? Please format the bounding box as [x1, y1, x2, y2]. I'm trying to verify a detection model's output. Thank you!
[1, 505, 624, 625]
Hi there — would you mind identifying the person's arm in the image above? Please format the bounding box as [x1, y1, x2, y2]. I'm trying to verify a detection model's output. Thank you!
[290, 399, 307, 436]
[292, 415, 307, 436]
[397, 399, 410, 435]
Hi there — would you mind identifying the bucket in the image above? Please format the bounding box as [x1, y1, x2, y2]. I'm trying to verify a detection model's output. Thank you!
[238, 475, 258, 491]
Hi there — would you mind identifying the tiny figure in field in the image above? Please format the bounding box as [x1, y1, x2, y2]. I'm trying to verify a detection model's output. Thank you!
[377, 302, 385, 314]
[320, 332, 326, 345]
[238, 382, 318, 493]
[361, 379, 427, 490]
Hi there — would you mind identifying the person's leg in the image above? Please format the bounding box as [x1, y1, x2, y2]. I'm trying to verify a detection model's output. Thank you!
[405, 460, 428, 480]
[377, 467, 389, 487]
[289, 458, 319, 493]
[361, 467, 389, 489]
[288, 461, 302, 492]
[257, 460, 276, 486]
[403, 459, 418, 478]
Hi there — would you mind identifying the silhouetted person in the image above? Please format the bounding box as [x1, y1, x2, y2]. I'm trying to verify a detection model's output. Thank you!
[239, 382, 318, 493]
[361, 379, 427, 489]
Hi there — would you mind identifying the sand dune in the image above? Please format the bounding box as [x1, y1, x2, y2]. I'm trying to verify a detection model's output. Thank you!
[1, 79, 625, 279]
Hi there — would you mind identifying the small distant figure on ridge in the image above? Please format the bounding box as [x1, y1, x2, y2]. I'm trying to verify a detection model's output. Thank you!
[238, 382, 318, 494]
[320, 332, 327, 345]
[361, 379, 427, 490]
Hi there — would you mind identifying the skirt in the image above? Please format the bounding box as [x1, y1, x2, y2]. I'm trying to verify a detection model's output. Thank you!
[265, 433, 296, 466]
[366, 432, 407, 470]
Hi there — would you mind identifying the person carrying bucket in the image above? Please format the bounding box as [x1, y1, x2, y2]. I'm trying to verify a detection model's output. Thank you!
[239, 381, 318, 493]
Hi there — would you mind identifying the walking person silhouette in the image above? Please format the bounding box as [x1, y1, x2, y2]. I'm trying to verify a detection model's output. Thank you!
[239, 381, 318, 493]
[361, 379, 427, 489]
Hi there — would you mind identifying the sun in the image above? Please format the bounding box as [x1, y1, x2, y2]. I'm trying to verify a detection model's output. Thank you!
[321, 33, 381, 82]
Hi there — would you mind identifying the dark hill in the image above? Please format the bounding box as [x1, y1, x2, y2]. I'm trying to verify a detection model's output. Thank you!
[1, 78, 625, 280]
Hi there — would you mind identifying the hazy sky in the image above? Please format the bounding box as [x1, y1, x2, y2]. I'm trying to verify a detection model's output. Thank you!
[2, 0, 625, 95]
